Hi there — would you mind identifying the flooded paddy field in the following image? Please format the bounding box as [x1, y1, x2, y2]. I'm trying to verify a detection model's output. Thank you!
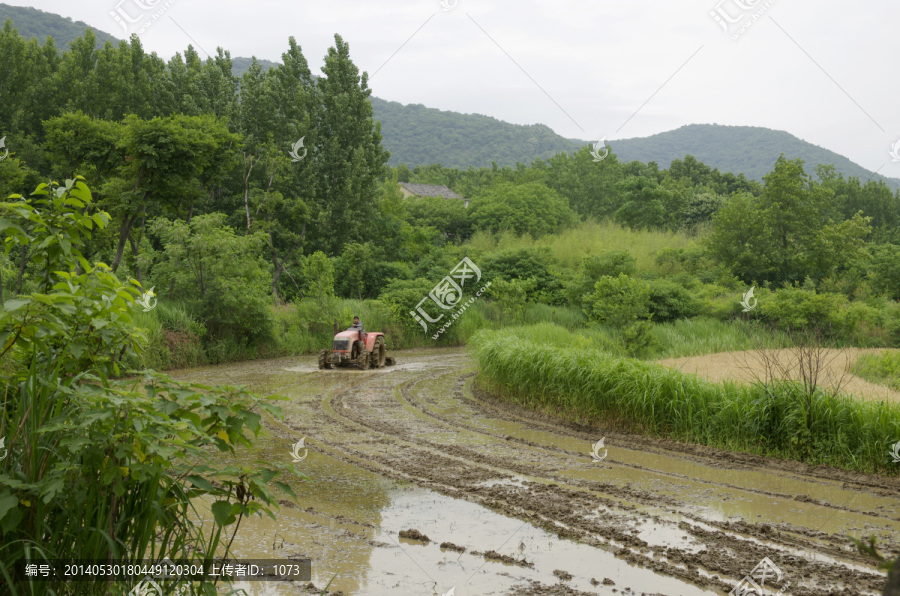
[172, 348, 900, 595]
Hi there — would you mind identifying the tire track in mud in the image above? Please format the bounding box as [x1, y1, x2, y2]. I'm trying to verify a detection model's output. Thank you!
[279, 350, 898, 595]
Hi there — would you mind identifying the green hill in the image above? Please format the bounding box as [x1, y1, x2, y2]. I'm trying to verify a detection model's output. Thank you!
[609, 124, 900, 189]
[369, 97, 585, 169]
[0, 3, 119, 49]
[230, 56, 279, 78]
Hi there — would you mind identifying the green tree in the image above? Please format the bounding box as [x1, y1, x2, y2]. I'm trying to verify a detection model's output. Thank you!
[104, 114, 240, 281]
[303, 250, 336, 311]
[868, 244, 900, 300]
[468, 181, 575, 237]
[238, 40, 319, 302]
[544, 146, 623, 219]
[149, 213, 274, 345]
[311, 34, 390, 255]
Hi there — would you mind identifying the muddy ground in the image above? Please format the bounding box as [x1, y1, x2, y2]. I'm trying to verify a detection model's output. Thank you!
[172, 348, 900, 596]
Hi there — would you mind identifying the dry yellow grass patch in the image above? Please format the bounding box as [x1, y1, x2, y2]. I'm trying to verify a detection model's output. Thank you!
[657, 348, 900, 403]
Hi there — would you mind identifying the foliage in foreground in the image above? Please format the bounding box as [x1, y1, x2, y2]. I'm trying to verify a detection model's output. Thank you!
[469, 324, 900, 474]
[0, 179, 295, 595]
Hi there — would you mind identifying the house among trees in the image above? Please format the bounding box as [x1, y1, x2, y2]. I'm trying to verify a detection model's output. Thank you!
[399, 182, 469, 208]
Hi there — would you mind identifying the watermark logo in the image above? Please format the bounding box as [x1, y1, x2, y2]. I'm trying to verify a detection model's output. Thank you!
[889, 139, 900, 162]
[290, 437, 308, 462]
[590, 438, 607, 462]
[289, 136, 307, 162]
[410, 257, 491, 339]
[590, 138, 609, 162]
[443, 588, 456, 596]
[889, 440, 900, 463]
[710, 0, 777, 40]
[729, 556, 790, 595]
[740, 286, 757, 312]
[110, 0, 176, 36]
[0, 136, 8, 160]
[129, 576, 163, 596]
[439, 0, 459, 11]
[136, 286, 158, 312]
[0, 436, 7, 461]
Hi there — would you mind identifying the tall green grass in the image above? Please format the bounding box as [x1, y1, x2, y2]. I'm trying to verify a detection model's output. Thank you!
[470, 324, 900, 473]
[852, 350, 900, 392]
[466, 220, 700, 273]
[651, 317, 792, 359]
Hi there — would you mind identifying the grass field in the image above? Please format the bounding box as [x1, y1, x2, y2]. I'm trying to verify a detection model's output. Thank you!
[470, 323, 900, 473]
[465, 219, 701, 273]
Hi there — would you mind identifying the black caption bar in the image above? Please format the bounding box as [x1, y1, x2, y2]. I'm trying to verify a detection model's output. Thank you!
[16, 559, 311, 582]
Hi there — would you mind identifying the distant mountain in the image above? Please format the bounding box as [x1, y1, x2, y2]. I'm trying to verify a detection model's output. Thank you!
[609, 124, 900, 190]
[230, 56, 279, 78]
[0, 3, 119, 49]
[369, 97, 585, 169]
[7, 4, 898, 189]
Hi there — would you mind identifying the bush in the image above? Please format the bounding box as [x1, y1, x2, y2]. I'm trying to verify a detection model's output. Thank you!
[646, 278, 700, 322]
[565, 249, 637, 304]
[583, 274, 656, 356]
[482, 247, 564, 304]
[584, 249, 636, 278]
[760, 287, 847, 331]
[583, 274, 651, 327]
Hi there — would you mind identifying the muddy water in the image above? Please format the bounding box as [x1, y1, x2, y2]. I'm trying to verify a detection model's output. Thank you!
[172, 348, 900, 595]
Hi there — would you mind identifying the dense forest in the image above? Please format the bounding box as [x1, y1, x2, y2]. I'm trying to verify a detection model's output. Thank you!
[2, 17, 900, 366]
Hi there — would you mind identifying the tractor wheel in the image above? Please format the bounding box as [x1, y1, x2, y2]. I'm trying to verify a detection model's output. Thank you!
[318, 350, 333, 369]
[372, 337, 386, 368]
[357, 347, 370, 370]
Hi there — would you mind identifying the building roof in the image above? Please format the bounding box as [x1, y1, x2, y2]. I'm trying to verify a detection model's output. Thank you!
[399, 182, 464, 200]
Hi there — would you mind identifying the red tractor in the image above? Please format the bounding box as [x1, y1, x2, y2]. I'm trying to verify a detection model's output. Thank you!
[318, 322, 396, 370]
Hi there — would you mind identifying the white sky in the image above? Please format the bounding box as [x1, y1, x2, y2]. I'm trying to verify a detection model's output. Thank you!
[12, 0, 900, 176]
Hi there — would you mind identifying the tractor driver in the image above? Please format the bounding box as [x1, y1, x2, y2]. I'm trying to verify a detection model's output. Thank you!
[350, 316, 365, 341]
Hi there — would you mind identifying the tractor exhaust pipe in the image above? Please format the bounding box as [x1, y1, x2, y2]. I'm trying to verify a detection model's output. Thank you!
[334, 319, 338, 335]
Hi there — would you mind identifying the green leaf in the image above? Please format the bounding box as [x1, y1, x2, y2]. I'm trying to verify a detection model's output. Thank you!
[2, 299, 29, 311]
[211, 500, 237, 526]
[187, 475, 215, 491]
[0, 493, 18, 521]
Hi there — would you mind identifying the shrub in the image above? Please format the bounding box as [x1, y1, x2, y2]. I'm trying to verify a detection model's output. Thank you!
[760, 287, 847, 332]
[646, 278, 701, 322]
[584, 249, 637, 278]
[583, 274, 651, 327]
[482, 247, 564, 304]
[0, 179, 292, 595]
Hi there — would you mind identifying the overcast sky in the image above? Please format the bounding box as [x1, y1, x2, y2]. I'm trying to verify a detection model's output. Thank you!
[12, 1, 900, 176]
